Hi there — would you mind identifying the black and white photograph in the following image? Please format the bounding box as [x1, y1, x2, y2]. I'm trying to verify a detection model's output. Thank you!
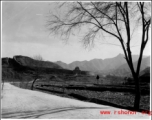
[1, 1, 151, 119]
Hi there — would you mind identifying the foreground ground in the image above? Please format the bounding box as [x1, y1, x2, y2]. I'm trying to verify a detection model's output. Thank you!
[34, 80, 150, 111]
[1, 83, 150, 119]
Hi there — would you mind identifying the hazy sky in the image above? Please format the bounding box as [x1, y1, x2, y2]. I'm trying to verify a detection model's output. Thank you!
[2, 2, 151, 63]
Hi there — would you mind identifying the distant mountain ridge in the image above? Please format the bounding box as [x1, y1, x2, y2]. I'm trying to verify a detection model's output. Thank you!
[103, 56, 150, 76]
[56, 54, 147, 71]
[2, 54, 150, 77]
[56, 54, 150, 76]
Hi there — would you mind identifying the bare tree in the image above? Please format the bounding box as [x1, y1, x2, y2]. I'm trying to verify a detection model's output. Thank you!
[31, 55, 43, 90]
[47, 2, 151, 110]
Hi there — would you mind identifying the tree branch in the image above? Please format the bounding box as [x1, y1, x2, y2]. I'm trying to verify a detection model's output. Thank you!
[78, 2, 120, 40]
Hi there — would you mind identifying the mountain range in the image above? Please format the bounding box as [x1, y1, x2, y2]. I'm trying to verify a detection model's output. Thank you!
[2, 54, 150, 77]
[56, 54, 150, 76]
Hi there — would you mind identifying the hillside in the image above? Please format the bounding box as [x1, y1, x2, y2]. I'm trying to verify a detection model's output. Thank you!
[2, 55, 62, 81]
[110, 56, 150, 76]
[2, 55, 90, 82]
[2, 55, 62, 69]
[140, 67, 150, 77]
[139, 67, 150, 83]
[14, 55, 62, 69]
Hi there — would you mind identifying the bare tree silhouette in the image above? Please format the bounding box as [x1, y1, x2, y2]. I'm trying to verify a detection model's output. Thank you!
[31, 55, 43, 90]
[46, 2, 151, 110]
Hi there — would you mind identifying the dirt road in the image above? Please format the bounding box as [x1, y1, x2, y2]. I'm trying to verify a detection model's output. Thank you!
[1, 83, 150, 119]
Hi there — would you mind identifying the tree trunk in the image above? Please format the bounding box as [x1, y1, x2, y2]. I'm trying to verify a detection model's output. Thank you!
[133, 75, 141, 110]
[31, 78, 37, 90]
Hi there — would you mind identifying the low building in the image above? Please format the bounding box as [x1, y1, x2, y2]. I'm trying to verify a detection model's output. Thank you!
[73, 66, 81, 75]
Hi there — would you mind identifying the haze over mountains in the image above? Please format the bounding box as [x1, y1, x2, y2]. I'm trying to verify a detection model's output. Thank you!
[56, 54, 150, 76]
